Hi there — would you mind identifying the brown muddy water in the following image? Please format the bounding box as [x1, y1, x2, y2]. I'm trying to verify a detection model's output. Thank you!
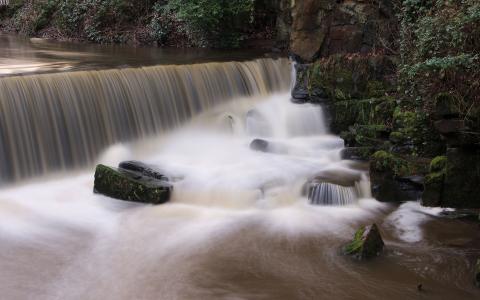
[0, 35, 479, 300]
[0, 34, 270, 76]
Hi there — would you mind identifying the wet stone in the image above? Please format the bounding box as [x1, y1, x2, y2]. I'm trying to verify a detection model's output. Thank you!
[250, 139, 270, 152]
[94, 164, 172, 204]
[344, 224, 385, 260]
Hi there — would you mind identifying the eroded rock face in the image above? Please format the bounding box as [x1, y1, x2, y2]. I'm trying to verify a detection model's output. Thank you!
[290, 0, 396, 62]
[442, 148, 480, 208]
[290, 0, 332, 62]
[344, 223, 384, 260]
[423, 149, 480, 208]
[94, 164, 172, 204]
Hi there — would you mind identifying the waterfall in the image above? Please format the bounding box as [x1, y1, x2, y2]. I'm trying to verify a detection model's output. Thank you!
[308, 182, 359, 206]
[0, 58, 291, 183]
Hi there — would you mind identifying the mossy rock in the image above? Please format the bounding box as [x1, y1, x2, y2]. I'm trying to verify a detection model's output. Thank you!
[94, 164, 172, 204]
[429, 156, 447, 173]
[344, 224, 384, 260]
[370, 150, 410, 176]
[422, 172, 445, 207]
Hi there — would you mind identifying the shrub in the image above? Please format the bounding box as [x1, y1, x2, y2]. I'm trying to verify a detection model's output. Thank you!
[371, 150, 411, 176]
[162, 0, 255, 48]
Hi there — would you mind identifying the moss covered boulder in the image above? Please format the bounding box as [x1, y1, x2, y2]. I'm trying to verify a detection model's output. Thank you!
[422, 156, 447, 207]
[369, 150, 423, 202]
[344, 224, 384, 260]
[94, 164, 172, 204]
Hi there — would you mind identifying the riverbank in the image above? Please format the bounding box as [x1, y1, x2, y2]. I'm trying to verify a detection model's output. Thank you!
[0, 0, 283, 49]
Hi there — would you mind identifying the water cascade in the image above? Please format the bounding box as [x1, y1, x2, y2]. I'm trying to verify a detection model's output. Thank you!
[1, 50, 478, 299]
[0, 58, 290, 183]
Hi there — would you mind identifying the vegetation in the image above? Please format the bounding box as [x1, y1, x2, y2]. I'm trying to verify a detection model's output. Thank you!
[0, 0, 260, 48]
[400, 0, 480, 132]
[371, 150, 412, 177]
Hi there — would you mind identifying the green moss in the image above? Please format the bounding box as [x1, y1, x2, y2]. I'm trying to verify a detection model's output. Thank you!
[344, 226, 365, 255]
[344, 224, 384, 259]
[389, 131, 405, 144]
[429, 156, 447, 173]
[94, 164, 172, 204]
[425, 170, 445, 185]
[371, 150, 411, 176]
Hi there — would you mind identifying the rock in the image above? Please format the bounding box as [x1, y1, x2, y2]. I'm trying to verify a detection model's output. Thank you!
[444, 131, 480, 148]
[422, 171, 445, 207]
[304, 169, 363, 205]
[434, 119, 465, 134]
[344, 224, 384, 260]
[250, 139, 270, 152]
[309, 169, 363, 187]
[340, 147, 375, 161]
[291, 63, 309, 102]
[370, 151, 423, 202]
[289, 0, 330, 62]
[429, 156, 447, 173]
[291, 85, 309, 102]
[476, 259, 480, 287]
[119, 160, 168, 181]
[422, 156, 447, 207]
[442, 148, 480, 208]
[289, 0, 395, 61]
[434, 93, 460, 119]
[371, 176, 423, 202]
[249, 139, 287, 154]
[423, 148, 480, 208]
[94, 164, 172, 204]
[308, 181, 358, 206]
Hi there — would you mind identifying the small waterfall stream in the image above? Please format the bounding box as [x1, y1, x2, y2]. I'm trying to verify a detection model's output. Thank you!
[0, 58, 290, 183]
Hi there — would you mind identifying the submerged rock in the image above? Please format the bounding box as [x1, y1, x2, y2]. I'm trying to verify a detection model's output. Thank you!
[250, 139, 270, 152]
[344, 224, 384, 260]
[94, 164, 172, 204]
[249, 139, 287, 154]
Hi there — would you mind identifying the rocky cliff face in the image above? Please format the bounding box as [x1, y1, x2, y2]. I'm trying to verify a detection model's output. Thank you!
[289, 0, 396, 62]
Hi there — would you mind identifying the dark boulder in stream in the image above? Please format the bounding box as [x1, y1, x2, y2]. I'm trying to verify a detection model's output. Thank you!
[94, 164, 172, 204]
[344, 224, 384, 260]
[119, 160, 168, 181]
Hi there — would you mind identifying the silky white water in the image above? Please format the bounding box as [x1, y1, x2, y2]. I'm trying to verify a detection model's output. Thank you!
[0, 60, 479, 299]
